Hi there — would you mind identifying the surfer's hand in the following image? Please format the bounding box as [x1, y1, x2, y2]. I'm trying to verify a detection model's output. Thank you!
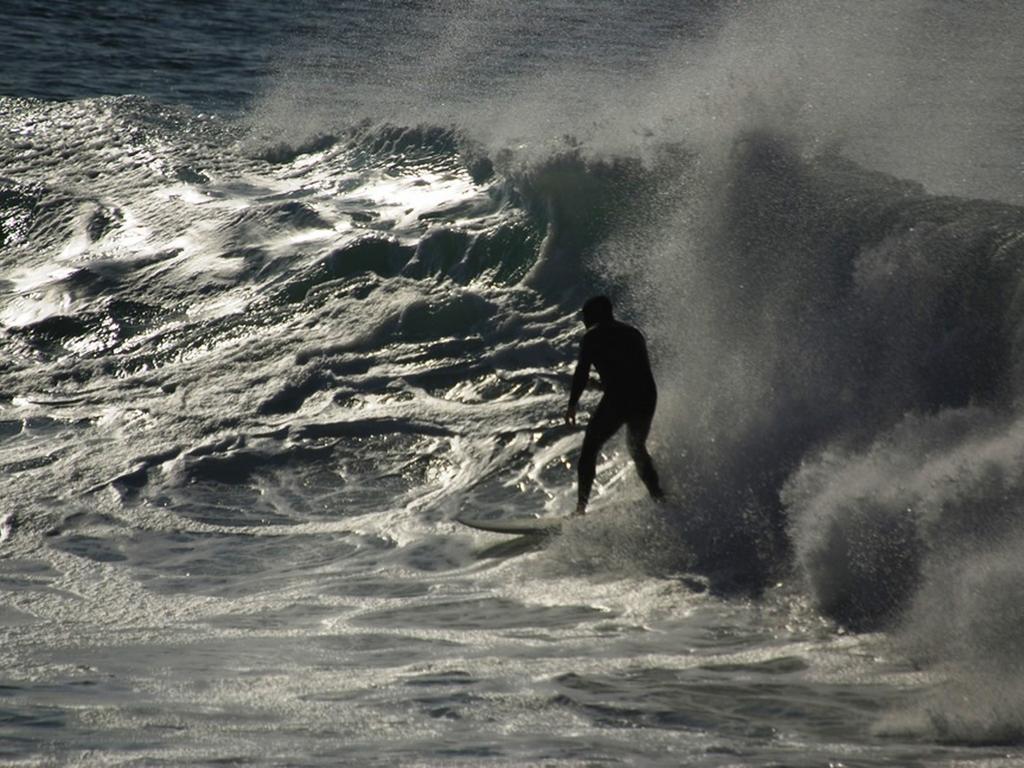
[565, 404, 576, 426]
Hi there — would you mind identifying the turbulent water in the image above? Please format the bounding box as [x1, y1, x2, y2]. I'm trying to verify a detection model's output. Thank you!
[3, 1, 1024, 765]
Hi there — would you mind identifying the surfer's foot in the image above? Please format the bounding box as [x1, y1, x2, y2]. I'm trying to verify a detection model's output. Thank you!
[572, 505, 586, 517]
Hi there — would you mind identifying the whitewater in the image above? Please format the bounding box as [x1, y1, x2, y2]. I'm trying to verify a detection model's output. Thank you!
[2, 1, 1024, 765]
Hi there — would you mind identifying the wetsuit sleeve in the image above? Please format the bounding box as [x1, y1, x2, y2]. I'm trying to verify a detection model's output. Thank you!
[568, 338, 592, 408]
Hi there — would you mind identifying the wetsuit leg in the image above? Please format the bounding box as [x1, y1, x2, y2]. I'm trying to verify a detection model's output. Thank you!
[577, 397, 626, 512]
[626, 407, 664, 500]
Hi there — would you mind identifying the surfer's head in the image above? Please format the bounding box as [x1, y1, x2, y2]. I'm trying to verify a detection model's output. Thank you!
[581, 295, 613, 328]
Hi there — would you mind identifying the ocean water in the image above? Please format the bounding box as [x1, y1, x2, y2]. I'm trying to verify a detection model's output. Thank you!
[3, 1, 1024, 765]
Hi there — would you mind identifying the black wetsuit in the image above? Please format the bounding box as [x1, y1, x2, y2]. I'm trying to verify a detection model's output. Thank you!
[569, 319, 663, 509]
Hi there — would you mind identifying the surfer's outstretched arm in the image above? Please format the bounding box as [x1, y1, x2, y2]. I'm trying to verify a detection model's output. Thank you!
[565, 343, 591, 426]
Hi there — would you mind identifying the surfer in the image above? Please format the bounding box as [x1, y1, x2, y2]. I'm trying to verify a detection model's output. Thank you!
[565, 295, 664, 515]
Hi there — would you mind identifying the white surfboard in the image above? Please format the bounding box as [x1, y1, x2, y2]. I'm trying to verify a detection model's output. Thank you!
[456, 514, 570, 536]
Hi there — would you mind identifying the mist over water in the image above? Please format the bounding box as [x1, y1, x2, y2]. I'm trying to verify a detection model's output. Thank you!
[256, 0, 1023, 203]
[3, 0, 1024, 763]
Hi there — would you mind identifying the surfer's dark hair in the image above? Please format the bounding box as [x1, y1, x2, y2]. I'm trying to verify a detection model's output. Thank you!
[582, 295, 613, 327]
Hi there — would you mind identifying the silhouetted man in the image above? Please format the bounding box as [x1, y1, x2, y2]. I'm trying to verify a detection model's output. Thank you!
[565, 295, 664, 515]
